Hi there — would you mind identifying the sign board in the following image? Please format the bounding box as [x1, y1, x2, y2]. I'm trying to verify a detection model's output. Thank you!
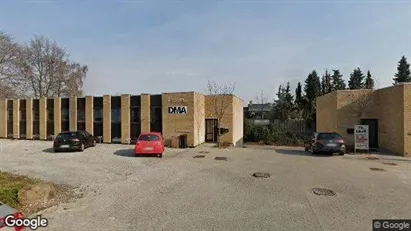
[354, 125, 369, 151]
[168, 106, 187, 114]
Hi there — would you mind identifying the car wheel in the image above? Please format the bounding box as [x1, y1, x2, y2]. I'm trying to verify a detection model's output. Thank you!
[339, 151, 345, 156]
[158, 154, 163, 158]
[54, 149, 60, 153]
[311, 147, 317, 155]
[304, 146, 309, 152]
[79, 143, 85, 152]
[92, 140, 96, 147]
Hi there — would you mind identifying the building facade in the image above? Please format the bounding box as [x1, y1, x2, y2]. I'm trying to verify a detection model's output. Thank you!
[0, 92, 244, 147]
[316, 83, 411, 156]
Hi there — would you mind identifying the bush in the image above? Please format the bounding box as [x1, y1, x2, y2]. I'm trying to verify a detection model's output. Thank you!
[244, 120, 308, 146]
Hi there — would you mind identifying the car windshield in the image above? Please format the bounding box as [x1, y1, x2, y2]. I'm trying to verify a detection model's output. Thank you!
[138, 135, 160, 141]
[317, 133, 342, 140]
[57, 132, 79, 139]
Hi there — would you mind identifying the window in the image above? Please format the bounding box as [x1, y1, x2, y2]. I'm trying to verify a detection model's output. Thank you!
[150, 107, 162, 123]
[20, 110, 26, 121]
[7, 109, 13, 121]
[94, 108, 103, 122]
[112, 108, 121, 123]
[33, 110, 39, 121]
[62, 108, 69, 121]
[47, 109, 54, 121]
[138, 134, 160, 141]
[78, 109, 85, 122]
[317, 133, 342, 140]
[131, 107, 140, 123]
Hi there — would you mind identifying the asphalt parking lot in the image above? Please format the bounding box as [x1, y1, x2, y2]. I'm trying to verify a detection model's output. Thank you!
[1, 140, 411, 231]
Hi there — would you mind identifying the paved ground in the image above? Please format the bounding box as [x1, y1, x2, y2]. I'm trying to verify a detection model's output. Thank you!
[1, 140, 411, 231]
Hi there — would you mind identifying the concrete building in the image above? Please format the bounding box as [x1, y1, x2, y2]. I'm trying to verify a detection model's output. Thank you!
[316, 83, 411, 156]
[0, 92, 244, 147]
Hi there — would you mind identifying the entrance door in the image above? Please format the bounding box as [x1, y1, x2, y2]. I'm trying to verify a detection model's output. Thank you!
[205, 119, 218, 143]
[360, 119, 379, 150]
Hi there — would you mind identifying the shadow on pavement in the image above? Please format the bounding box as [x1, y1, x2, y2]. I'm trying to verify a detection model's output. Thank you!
[114, 149, 159, 158]
[274, 148, 335, 157]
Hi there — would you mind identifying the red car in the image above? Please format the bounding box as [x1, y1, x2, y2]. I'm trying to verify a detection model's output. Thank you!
[135, 132, 164, 158]
[0, 201, 25, 231]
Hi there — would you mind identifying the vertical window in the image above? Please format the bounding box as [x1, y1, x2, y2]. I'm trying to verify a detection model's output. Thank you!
[94, 108, 103, 122]
[47, 109, 54, 121]
[20, 110, 26, 121]
[111, 108, 121, 123]
[62, 108, 69, 121]
[131, 107, 140, 123]
[33, 110, 39, 121]
[150, 107, 161, 123]
[7, 109, 13, 121]
[78, 109, 85, 122]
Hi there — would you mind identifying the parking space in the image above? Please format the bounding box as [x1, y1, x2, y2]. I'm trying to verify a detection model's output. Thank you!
[0, 140, 410, 231]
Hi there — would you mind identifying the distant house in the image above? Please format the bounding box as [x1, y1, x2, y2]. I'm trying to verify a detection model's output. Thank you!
[244, 101, 273, 125]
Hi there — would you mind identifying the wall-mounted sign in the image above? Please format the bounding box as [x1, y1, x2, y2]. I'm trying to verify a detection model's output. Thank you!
[168, 106, 188, 114]
[354, 125, 369, 151]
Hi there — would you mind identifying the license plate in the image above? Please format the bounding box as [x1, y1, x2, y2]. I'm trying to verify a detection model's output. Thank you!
[144, 147, 154, 151]
[327, 143, 337, 147]
[60, 145, 69, 148]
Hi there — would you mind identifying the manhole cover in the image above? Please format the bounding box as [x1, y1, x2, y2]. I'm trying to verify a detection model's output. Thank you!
[383, 162, 398, 166]
[193, 155, 205, 158]
[214, 157, 227, 161]
[366, 156, 380, 160]
[370, 167, 386, 171]
[312, 188, 336, 196]
[199, 151, 210, 154]
[252, 172, 271, 178]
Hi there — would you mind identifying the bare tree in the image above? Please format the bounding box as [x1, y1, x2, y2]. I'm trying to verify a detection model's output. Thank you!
[0, 32, 22, 98]
[348, 79, 380, 117]
[17, 35, 87, 98]
[206, 80, 236, 147]
[253, 90, 271, 120]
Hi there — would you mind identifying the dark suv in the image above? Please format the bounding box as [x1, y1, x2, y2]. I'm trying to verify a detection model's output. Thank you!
[305, 132, 345, 155]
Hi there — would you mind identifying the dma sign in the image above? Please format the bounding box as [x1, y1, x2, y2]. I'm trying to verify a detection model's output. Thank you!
[168, 106, 188, 114]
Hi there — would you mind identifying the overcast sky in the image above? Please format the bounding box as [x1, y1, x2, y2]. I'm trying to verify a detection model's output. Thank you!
[1, 0, 410, 104]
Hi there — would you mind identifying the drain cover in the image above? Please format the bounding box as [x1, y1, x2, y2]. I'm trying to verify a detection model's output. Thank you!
[199, 151, 210, 154]
[370, 167, 386, 171]
[383, 162, 398, 166]
[366, 156, 380, 160]
[312, 188, 336, 196]
[193, 155, 205, 158]
[214, 157, 227, 161]
[252, 172, 271, 178]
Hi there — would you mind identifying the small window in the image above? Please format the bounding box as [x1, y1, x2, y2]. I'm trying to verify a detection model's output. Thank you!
[78, 109, 85, 122]
[112, 108, 121, 123]
[33, 110, 39, 121]
[62, 108, 69, 121]
[94, 108, 103, 122]
[7, 109, 13, 121]
[150, 107, 162, 123]
[47, 109, 54, 121]
[317, 133, 342, 140]
[131, 107, 140, 123]
[138, 134, 160, 141]
[20, 110, 26, 121]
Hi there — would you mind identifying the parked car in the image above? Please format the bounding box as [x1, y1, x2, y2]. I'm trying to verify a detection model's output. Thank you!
[53, 131, 96, 152]
[0, 201, 24, 231]
[135, 132, 165, 158]
[304, 132, 345, 155]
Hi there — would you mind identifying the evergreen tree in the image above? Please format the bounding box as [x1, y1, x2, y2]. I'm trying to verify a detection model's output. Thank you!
[324, 70, 332, 93]
[393, 56, 411, 84]
[295, 82, 304, 118]
[321, 75, 326, 95]
[364, 70, 375, 89]
[331, 69, 346, 91]
[348, 67, 365, 89]
[303, 70, 321, 121]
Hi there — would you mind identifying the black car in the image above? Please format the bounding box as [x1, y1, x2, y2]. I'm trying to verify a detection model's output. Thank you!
[53, 131, 96, 152]
[304, 132, 345, 155]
